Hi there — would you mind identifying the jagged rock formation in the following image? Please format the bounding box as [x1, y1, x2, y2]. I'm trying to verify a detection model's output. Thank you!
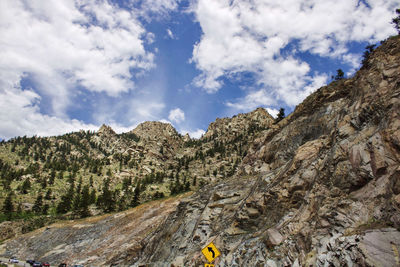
[204, 107, 275, 142]
[130, 35, 400, 266]
[0, 35, 399, 266]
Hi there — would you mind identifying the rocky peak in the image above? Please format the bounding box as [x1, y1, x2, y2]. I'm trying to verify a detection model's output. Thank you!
[97, 124, 116, 136]
[249, 107, 274, 120]
[183, 133, 191, 142]
[203, 107, 275, 140]
[131, 121, 180, 140]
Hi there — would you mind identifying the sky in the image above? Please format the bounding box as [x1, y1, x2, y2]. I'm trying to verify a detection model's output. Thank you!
[0, 0, 398, 140]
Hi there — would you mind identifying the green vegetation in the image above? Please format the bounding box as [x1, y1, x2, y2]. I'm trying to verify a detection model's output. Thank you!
[275, 108, 285, 123]
[392, 8, 400, 34]
[3, 192, 14, 219]
[334, 69, 345, 80]
[0, 111, 269, 228]
[362, 44, 376, 68]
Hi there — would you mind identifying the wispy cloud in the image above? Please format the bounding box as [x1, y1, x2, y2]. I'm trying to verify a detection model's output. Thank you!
[167, 28, 175, 39]
[181, 128, 205, 139]
[168, 108, 185, 123]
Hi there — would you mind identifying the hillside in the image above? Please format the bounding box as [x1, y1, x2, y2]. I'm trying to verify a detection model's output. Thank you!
[0, 35, 399, 266]
[0, 95, 273, 240]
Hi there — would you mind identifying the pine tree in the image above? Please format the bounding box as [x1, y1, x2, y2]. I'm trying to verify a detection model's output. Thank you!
[392, 8, 400, 34]
[185, 181, 190, 191]
[90, 189, 96, 204]
[334, 69, 345, 80]
[45, 189, 52, 200]
[57, 183, 74, 214]
[275, 108, 285, 123]
[21, 178, 31, 194]
[49, 170, 55, 185]
[42, 203, 49, 215]
[98, 178, 115, 212]
[32, 194, 43, 214]
[79, 185, 91, 218]
[362, 44, 376, 68]
[131, 182, 141, 207]
[3, 192, 14, 219]
[41, 177, 47, 189]
[73, 177, 83, 211]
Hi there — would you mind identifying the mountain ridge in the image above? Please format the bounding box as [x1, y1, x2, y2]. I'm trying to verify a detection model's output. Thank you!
[0, 35, 399, 266]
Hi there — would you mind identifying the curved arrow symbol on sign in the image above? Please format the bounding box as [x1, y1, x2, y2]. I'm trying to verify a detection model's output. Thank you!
[207, 247, 215, 258]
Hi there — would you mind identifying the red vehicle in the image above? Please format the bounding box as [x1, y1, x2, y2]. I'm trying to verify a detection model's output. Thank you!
[42, 263, 50, 267]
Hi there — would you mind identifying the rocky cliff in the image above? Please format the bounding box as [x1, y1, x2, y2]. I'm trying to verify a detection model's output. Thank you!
[129, 35, 400, 267]
[1, 35, 400, 266]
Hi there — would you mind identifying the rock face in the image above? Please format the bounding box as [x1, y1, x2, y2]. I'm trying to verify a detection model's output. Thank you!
[97, 124, 116, 136]
[0, 194, 190, 266]
[130, 35, 400, 266]
[204, 107, 275, 143]
[1, 36, 400, 266]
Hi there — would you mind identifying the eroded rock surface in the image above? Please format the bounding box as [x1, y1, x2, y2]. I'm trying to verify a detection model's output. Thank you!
[130, 35, 400, 266]
[0, 195, 189, 266]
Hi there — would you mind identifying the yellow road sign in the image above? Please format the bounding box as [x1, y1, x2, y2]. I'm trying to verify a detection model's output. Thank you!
[201, 242, 221, 262]
[205, 264, 214, 267]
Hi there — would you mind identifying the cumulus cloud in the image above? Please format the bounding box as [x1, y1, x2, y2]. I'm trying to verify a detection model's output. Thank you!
[182, 129, 205, 139]
[132, 0, 180, 20]
[266, 108, 279, 119]
[168, 108, 185, 123]
[1, 1, 154, 98]
[226, 89, 275, 111]
[191, 0, 397, 107]
[0, 86, 98, 139]
[0, 0, 179, 139]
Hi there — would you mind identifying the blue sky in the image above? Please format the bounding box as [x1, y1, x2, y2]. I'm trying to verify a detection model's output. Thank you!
[0, 0, 398, 139]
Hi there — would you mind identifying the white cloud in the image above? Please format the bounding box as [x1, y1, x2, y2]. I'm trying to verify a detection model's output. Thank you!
[132, 0, 180, 20]
[0, 81, 167, 139]
[167, 28, 175, 39]
[0, 86, 98, 139]
[191, 0, 398, 106]
[226, 89, 274, 111]
[266, 108, 279, 119]
[0, 1, 154, 99]
[0, 0, 180, 139]
[168, 108, 185, 123]
[146, 32, 156, 44]
[158, 119, 172, 124]
[181, 129, 205, 139]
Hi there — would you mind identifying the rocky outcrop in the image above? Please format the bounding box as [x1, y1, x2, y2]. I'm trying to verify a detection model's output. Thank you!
[128, 35, 400, 266]
[204, 107, 275, 143]
[132, 121, 180, 141]
[97, 124, 116, 136]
